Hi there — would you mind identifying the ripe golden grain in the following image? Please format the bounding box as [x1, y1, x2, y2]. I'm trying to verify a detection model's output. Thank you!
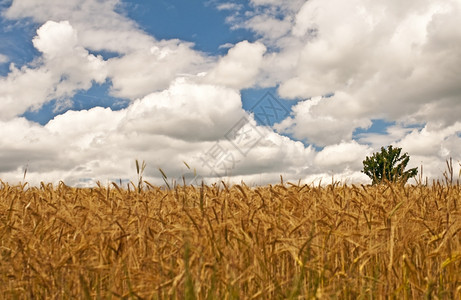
[0, 180, 460, 299]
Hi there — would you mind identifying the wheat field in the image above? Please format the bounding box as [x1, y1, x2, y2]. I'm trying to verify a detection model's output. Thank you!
[0, 179, 460, 299]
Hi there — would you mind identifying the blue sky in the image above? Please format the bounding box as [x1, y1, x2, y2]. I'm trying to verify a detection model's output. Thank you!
[0, 16, 37, 75]
[2, 0, 295, 126]
[0, 0, 460, 186]
[122, 0, 254, 55]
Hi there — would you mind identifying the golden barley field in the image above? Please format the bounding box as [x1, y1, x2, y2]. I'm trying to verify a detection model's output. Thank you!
[0, 179, 460, 299]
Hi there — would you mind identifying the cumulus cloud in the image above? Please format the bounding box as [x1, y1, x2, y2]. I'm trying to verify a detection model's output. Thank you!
[397, 123, 461, 157]
[0, 79, 318, 187]
[0, 118, 56, 173]
[225, 0, 305, 45]
[275, 95, 371, 146]
[0, 0, 212, 119]
[269, 0, 461, 125]
[244, 15, 293, 42]
[245, 0, 461, 165]
[33, 20, 78, 57]
[3, 0, 154, 53]
[0, 20, 106, 120]
[119, 78, 245, 142]
[107, 41, 208, 99]
[1, 0, 460, 186]
[3, 0, 210, 102]
[314, 141, 372, 172]
[204, 41, 266, 89]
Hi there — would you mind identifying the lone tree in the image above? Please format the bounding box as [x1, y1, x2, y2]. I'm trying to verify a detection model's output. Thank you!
[362, 145, 418, 184]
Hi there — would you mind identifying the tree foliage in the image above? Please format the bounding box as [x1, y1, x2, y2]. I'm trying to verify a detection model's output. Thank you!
[362, 145, 418, 184]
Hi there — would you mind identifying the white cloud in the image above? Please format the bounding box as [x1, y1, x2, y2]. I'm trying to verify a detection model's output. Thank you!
[32, 20, 78, 57]
[272, 0, 461, 125]
[216, 3, 243, 11]
[1, 0, 461, 186]
[275, 94, 371, 146]
[3, 0, 154, 53]
[118, 78, 245, 142]
[245, 0, 461, 163]
[397, 123, 461, 157]
[314, 141, 372, 172]
[224, 0, 305, 45]
[0, 67, 54, 120]
[1, 3, 209, 116]
[107, 41, 208, 99]
[204, 41, 266, 89]
[0, 20, 106, 120]
[304, 169, 370, 186]
[0, 79, 319, 187]
[250, 0, 306, 13]
[52, 98, 74, 113]
[0, 54, 8, 64]
[244, 15, 293, 41]
[218, 42, 234, 49]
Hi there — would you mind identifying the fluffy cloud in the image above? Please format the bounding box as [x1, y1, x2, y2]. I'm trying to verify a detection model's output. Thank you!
[397, 123, 461, 157]
[3, 0, 209, 101]
[0, 79, 319, 187]
[107, 41, 208, 99]
[3, 0, 154, 53]
[314, 141, 372, 172]
[1, 0, 460, 186]
[280, 0, 460, 122]
[33, 20, 78, 57]
[204, 41, 266, 89]
[243, 15, 293, 42]
[118, 78, 245, 142]
[275, 95, 371, 146]
[0, 20, 106, 120]
[227, 0, 305, 45]
[241, 0, 461, 164]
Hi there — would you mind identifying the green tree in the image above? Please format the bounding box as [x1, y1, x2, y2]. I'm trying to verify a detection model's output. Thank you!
[362, 145, 418, 185]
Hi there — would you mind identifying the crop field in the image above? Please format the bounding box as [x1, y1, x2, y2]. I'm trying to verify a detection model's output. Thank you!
[0, 179, 460, 299]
